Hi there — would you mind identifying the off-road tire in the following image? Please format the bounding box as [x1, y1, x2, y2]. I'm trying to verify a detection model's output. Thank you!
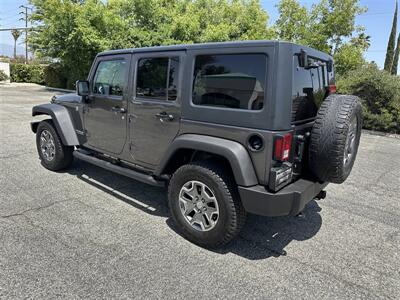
[309, 94, 362, 183]
[168, 162, 246, 248]
[36, 120, 74, 171]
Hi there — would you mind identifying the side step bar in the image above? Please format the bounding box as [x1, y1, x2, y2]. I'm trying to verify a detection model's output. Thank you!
[73, 150, 165, 187]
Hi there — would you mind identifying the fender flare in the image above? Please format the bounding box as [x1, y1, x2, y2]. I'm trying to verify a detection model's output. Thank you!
[156, 134, 258, 187]
[32, 103, 79, 146]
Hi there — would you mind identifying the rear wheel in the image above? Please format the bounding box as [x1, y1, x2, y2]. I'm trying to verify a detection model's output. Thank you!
[36, 120, 73, 171]
[168, 162, 246, 248]
[309, 94, 362, 183]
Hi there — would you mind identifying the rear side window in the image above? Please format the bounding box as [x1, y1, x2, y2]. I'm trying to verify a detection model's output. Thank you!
[93, 60, 127, 96]
[136, 57, 180, 101]
[192, 54, 266, 110]
[291, 55, 328, 123]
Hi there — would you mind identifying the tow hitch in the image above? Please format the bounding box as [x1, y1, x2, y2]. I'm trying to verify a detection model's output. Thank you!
[295, 190, 327, 218]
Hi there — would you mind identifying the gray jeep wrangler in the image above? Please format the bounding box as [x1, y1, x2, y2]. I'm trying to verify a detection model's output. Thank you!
[31, 41, 362, 247]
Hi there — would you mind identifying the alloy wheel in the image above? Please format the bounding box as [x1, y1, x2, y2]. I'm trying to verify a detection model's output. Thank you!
[178, 180, 219, 232]
[343, 117, 358, 167]
[40, 129, 56, 161]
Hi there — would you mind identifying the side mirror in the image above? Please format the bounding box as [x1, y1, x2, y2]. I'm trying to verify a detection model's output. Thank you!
[76, 80, 89, 96]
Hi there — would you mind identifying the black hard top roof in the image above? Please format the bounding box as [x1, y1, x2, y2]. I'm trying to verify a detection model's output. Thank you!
[97, 40, 332, 60]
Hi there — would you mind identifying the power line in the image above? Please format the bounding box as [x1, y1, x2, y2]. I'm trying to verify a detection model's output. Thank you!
[0, 27, 33, 31]
[19, 5, 32, 64]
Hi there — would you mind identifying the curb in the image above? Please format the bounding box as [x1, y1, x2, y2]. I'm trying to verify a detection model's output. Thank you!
[362, 129, 400, 139]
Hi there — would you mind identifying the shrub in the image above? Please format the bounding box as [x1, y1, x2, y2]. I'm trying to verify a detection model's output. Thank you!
[10, 63, 69, 88]
[10, 64, 45, 84]
[44, 63, 68, 88]
[334, 44, 365, 76]
[337, 64, 400, 133]
[0, 70, 9, 81]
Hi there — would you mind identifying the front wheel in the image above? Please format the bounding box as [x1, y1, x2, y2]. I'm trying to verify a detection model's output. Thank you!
[168, 162, 246, 248]
[36, 120, 74, 171]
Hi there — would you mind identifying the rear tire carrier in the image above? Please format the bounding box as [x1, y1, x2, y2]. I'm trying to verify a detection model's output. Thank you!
[309, 94, 362, 183]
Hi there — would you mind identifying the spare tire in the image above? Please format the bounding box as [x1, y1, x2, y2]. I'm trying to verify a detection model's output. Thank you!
[309, 94, 362, 183]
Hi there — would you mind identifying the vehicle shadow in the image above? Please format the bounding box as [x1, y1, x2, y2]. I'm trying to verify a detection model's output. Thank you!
[167, 200, 322, 260]
[67, 160, 170, 218]
[219, 200, 322, 260]
[67, 160, 322, 260]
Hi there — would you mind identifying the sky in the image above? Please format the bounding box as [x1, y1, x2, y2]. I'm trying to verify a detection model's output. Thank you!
[0, 0, 398, 69]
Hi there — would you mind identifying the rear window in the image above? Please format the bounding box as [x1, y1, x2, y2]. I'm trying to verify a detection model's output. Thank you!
[192, 54, 266, 110]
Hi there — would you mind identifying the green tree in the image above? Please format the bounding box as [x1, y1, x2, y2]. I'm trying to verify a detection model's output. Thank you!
[29, 0, 274, 88]
[106, 0, 274, 45]
[333, 43, 365, 76]
[30, 0, 111, 87]
[384, 0, 398, 72]
[392, 33, 400, 75]
[275, 0, 367, 75]
[276, 0, 367, 54]
[274, 0, 309, 44]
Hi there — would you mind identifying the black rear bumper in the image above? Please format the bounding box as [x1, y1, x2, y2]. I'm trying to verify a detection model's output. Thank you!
[238, 179, 328, 217]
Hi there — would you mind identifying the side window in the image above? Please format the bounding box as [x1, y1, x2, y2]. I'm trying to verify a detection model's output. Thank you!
[311, 68, 320, 91]
[291, 55, 318, 123]
[93, 60, 127, 97]
[192, 54, 266, 110]
[136, 57, 180, 101]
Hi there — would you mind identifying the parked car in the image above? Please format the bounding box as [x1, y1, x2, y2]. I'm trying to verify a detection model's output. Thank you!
[31, 41, 362, 247]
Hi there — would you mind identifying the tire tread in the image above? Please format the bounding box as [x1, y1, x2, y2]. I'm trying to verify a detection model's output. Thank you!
[168, 161, 246, 248]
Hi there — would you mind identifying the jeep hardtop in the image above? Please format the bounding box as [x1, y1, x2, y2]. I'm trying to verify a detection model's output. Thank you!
[31, 41, 362, 247]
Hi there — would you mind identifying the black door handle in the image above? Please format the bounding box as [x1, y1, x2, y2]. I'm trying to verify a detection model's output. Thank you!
[111, 106, 127, 113]
[155, 111, 174, 121]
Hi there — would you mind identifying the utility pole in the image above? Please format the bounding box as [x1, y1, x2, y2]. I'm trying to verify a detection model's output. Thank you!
[19, 5, 32, 64]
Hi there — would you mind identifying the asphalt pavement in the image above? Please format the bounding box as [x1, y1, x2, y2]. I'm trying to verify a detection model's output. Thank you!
[1, 83, 399, 299]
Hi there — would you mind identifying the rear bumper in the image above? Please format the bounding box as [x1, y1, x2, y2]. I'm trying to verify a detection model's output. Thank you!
[238, 179, 328, 217]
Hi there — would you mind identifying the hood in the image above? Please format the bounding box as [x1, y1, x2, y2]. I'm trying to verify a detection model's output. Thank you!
[51, 93, 82, 104]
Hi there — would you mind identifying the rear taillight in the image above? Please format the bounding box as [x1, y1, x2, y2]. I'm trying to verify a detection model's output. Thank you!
[328, 84, 337, 94]
[274, 133, 292, 161]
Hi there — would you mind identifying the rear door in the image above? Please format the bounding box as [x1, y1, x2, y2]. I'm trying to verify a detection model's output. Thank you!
[84, 54, 130, 154]
[129, 51, 184, 167]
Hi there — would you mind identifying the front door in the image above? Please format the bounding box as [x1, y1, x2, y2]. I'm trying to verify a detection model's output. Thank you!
[129, 52, 184, 167]
[84, 54, 130, 154]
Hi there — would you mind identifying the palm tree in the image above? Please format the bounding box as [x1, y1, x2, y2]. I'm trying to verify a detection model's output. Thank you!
[11, 29, 22, 59]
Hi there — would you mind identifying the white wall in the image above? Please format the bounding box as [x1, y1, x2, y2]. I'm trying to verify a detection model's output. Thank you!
[0, 62, 10, 83]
